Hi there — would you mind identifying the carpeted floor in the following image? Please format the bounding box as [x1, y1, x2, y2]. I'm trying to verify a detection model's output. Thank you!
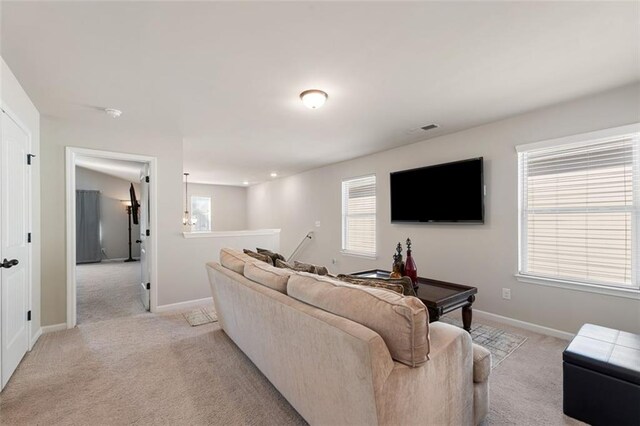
[441, 316, 527, 367]
[76, 261, 146, 324]
[0, 307, 583, 425]
[470, 315, 584, 426]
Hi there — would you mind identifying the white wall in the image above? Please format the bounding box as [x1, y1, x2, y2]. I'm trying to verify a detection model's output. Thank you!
[248, 83, 640, 335]
[76, 167, 141, 259]
[40, 116, 258, 326]
[1, 57, 41, 343]
[166, 230, 279, 310]
[186, 182, 247, 231]
[41, 117, 192, 325]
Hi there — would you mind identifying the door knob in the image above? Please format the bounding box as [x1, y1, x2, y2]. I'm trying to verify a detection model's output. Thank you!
[1, 258, 19, 268]
[135, 240, 142, 243]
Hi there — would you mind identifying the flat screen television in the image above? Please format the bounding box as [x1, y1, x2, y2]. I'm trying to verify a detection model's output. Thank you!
[390, 157, 484, 223]
[129, 183, 140, 225]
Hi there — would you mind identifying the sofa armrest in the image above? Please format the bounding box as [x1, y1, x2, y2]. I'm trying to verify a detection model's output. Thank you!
[377, 322, 475, 425]
[473, 343, 491, 383]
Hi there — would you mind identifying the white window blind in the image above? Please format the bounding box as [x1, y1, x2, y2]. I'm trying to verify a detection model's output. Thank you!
[342, 175, 376, 256]
[518, 132, 639, 289]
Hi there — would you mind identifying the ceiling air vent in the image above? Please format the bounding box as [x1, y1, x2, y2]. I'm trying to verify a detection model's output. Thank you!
[421, 124, 439, 131]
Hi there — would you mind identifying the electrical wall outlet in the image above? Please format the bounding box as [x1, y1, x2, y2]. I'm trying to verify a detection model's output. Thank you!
[315, 221, 321, 228]
[502, 288, 511, 300]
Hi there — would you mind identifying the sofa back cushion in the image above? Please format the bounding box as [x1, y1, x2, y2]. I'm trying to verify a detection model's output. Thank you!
[287, 274, 430, 367]
[220, 248, 257, 275]
[244, 261, 294, 293]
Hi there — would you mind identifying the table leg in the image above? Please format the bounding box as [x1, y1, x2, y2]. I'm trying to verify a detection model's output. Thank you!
[428, 307, 440, 323]
[462, 295, 475, 333]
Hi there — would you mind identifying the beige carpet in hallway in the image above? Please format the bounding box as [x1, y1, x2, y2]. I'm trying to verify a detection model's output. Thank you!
[1, 309, 583, 425]
[76, 261, 146, 324]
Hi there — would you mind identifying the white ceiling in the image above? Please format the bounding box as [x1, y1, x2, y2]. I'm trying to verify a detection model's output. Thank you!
[76, 156, 145, 183]
[2, 1, 639, 186]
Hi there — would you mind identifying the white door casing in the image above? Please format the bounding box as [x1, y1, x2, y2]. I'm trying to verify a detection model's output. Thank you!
[0, 109, 31, 390]
[139, 164, 150, 310]
[65, 147, 158, 328]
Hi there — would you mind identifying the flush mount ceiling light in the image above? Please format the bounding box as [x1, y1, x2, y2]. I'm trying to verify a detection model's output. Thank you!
[242, 181, 249, 185]
[270, 172, 278, 178]
[300, 89, 328, 109]
[104, 108, 122, 118]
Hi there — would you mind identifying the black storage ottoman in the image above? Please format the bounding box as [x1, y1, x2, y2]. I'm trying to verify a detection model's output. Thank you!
[563, 323, 640, 426]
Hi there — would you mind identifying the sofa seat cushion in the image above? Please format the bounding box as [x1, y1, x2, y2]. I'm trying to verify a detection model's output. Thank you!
[220, 248, 257, 275]
[472, 343, 491, 383]
[244, 261, 294, 293]
[287, 273, 429, 367]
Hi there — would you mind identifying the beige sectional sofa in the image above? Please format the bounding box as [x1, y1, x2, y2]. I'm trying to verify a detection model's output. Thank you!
[206, 248, 490, 425]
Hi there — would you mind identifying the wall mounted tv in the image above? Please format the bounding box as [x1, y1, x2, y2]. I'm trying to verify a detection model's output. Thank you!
[390, 157, 484, 223]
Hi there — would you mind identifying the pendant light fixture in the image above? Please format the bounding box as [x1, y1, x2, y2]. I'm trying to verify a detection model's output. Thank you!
[182, 173, 197, 228]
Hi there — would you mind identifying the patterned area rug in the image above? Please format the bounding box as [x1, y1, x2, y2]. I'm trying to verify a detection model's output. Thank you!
[441, 317, 527, 368]
[184, 307, 218, 326]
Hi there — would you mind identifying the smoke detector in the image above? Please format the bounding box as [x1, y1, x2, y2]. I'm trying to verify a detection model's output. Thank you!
[104, 108, 122, 118]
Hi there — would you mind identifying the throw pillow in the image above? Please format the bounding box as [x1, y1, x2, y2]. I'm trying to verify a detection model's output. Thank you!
[256, 248, 286, 264]
[275, 259, 330, 276]
[275, 258, 315, 273]
[294, 261, 328, 276]
[243, 249, 274, 266]
[338, 278, 405, 295]
[337, 274, 416, 297]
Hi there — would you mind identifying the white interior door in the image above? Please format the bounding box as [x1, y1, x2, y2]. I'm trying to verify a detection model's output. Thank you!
[0, 110, 30, 390]
[139, 164, 150, 311]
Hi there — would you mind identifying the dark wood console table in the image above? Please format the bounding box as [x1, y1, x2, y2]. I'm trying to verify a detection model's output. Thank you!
[350, 270, 478, 332]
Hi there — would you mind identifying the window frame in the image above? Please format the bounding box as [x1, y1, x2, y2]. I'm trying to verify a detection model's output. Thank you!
[516, 123, 640, 300]
[341, 174, 377, 258]
[190, 195, 212, 232]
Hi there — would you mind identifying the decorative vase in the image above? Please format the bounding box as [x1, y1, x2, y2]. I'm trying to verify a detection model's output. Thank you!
[405, 238, 418, 292]
[390, 244, 404, 278]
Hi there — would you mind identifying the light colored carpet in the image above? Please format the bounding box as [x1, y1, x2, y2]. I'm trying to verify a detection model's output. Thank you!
[440, 316, 527, 367]
[0, 309, 304, 425]
[453, 315, 586, 426]
[1, 307, 584, 425]
[76, 261, 146, 324]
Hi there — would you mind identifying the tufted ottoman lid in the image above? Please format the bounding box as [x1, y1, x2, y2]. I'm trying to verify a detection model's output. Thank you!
[563, 323, 640, 386]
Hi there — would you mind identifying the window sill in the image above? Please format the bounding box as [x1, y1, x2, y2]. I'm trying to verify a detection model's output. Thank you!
[515, 273, 640, 300]
[340, 250, 377, 260]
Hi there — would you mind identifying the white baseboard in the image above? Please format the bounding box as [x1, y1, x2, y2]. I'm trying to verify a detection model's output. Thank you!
[41, 323, 67, 334]
[30, 328, 42, 349]
[155, 297, 213, 313]
[473, 309, 574, 341]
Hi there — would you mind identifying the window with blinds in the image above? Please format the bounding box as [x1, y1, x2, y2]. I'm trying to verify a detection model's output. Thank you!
[518, 131, 639, 289]
[342, 175, 376, 256]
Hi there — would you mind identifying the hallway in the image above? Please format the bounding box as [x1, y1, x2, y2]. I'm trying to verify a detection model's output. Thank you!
[76, 261, 146, 324]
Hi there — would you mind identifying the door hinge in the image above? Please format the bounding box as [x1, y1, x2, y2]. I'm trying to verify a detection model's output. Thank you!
[27, 232, 32, 243]
[146, 282, 150, 290]
[27, 310, 32, 321]
[27, 154, 36, 165]
[145, 176, 150, 183]
[146, 229, 150, 236]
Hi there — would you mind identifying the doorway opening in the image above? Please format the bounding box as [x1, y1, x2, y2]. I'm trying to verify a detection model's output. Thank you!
[65, 148, 157, 328]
